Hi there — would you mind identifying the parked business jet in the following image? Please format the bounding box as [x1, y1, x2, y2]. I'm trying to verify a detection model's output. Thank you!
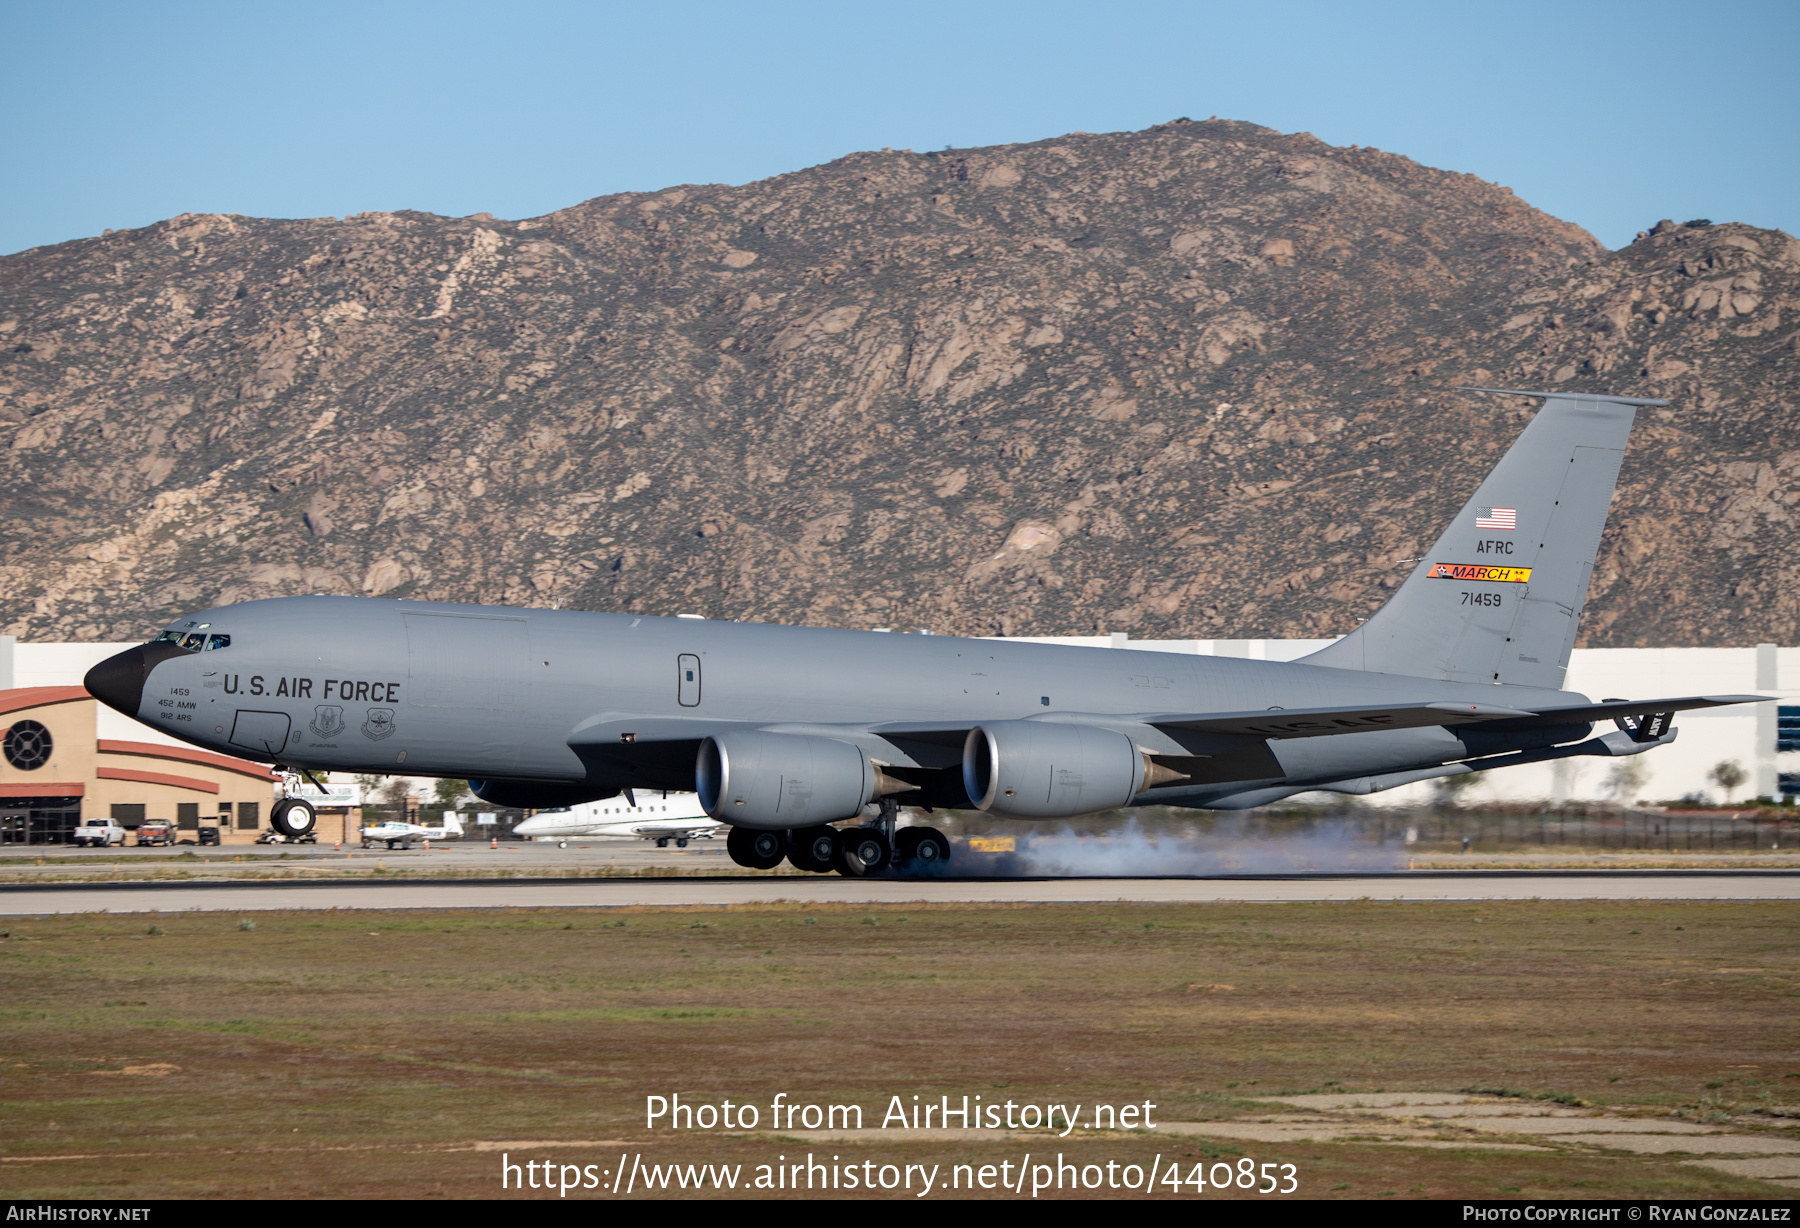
[513, 791, 721, 847]
[84, 389, 1761, 877]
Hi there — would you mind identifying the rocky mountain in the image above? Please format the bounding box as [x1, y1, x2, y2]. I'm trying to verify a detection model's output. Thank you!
[2, 118, 1796, 647]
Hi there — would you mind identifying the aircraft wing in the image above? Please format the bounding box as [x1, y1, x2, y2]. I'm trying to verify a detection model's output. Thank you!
[568, 694, 1767, 762]
[627, 824, 720, 839]
[1464, 694, 1767, 733]
[1145, 701, 1535, 739]
[567, 714, 751, 746]
[1146, 694, 1767, 741]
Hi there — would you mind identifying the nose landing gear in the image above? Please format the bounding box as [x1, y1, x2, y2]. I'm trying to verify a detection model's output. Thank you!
[270, 796, 317, 839]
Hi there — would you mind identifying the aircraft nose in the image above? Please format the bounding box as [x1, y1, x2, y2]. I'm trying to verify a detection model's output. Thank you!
[84, 643, 189, 716]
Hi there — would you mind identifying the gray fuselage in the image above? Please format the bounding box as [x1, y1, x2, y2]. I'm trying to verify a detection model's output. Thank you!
[98, 595, 1592, 812]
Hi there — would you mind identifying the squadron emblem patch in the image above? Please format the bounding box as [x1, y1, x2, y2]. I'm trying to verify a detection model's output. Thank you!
[309, 705, 345, 738]
[361, 708, 396, 740]
[1428, 563, 1532, 583]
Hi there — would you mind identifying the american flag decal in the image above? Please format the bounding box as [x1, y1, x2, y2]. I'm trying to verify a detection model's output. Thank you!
[1475, 506, 1517, 530]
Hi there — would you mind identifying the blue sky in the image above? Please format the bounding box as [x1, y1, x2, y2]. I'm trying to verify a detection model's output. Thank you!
[2, 0, 1795, 255]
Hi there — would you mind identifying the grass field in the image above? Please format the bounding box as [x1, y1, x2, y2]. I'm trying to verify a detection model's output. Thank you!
[2, 901, 1796, 1199]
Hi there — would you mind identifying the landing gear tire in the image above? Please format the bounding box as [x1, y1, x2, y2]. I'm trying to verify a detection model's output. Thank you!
[906, 826, 950, 868]
[655, 838, 669, 848]
[270, 797, 317, 839]
[676, 838, 689, 848]
[727, 825, 787, 870]
[558, 840, 568, 849]
[361, 840, 372, 849]
[787, 826, 838, 873]
[835, 827, 890, 877]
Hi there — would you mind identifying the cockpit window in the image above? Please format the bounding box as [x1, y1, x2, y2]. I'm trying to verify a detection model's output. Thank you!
[150, 630, 208, 652]
[204, 634, 231, 651]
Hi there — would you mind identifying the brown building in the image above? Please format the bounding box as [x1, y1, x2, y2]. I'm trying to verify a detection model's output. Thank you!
[1, 686, 278, 845]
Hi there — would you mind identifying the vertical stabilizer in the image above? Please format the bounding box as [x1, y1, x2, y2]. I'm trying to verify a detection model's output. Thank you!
[1301, 389, 1665, 688]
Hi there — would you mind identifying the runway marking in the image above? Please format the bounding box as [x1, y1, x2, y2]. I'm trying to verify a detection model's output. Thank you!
[1, 872, 1796, 914]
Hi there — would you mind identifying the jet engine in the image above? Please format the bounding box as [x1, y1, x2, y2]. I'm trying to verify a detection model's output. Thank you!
[963, 721, 1184, 818]
[696, 731, 913, 829]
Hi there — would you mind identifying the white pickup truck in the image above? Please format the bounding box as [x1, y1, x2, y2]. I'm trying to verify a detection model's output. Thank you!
[72, 817, 127, 848]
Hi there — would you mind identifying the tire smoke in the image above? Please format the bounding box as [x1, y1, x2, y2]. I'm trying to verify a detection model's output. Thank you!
[902, 815, 1407, 878]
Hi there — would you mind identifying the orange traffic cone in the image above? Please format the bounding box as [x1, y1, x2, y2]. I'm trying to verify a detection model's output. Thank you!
[490, 837, 497, 849]
[334, 841, 340, 851]
[424, 839, 431, 851]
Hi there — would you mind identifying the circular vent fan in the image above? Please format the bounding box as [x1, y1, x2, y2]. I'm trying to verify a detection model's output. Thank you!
[3, 720, 53, 771]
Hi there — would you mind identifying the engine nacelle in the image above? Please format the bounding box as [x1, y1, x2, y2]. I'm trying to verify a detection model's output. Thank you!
[963, 720, 1152, 818]
[696, 731, 878, 829]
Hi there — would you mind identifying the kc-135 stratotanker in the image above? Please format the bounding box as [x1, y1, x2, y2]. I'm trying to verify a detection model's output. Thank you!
[85, 389, 1761, 875]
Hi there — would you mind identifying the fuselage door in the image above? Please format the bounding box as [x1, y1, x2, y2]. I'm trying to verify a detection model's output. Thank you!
[229, 709, 293, 757]
[677, 654, 701, 707]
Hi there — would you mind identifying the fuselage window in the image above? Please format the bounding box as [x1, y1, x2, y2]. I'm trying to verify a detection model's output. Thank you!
[151, 630, 184, 645]
[204, 634, 231, 651]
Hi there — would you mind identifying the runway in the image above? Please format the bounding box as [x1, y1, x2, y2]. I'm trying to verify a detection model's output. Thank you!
[2, 871, 1796, 914]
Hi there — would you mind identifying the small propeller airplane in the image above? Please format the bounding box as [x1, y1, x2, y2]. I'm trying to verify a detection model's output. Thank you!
[360, 812, 464, 849]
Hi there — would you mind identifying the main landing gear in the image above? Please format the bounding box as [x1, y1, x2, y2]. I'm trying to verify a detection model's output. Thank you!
[835, 826, 889, 876]
[727, 826, 787, 870]
[725, 800, 951, 876]
[787, 826, 839, 874]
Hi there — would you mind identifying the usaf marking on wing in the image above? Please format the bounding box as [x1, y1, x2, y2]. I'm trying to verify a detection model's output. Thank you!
[85, 389, 1763, 876]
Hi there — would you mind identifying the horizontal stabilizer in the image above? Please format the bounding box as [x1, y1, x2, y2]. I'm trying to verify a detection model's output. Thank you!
[1455, 386, 1669, 407]
[1149, 701, 1534, 740]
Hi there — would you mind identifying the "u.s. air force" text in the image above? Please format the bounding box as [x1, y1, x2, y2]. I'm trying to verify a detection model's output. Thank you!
[220, 675, 400, 702]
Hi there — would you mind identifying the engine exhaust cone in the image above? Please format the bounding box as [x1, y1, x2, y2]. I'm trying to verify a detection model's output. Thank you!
[1141, 755, 1190, 790]
[872, 767, 920, 797]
